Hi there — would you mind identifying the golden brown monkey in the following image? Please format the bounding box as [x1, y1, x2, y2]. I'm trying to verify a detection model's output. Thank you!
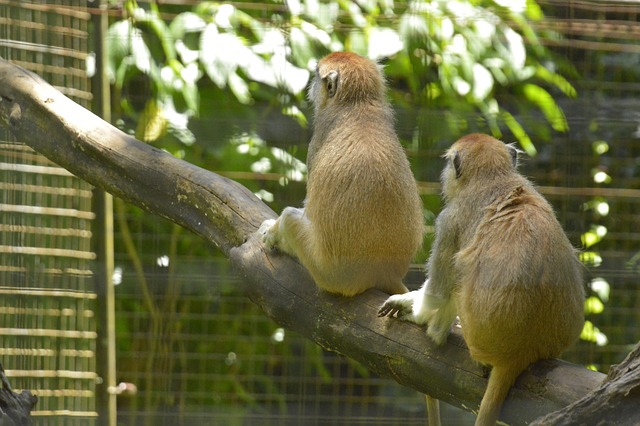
[259, 51, 424, 296]
[379, 133, 585, 426]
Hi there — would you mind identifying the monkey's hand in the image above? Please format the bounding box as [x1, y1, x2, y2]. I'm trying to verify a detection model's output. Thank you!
[378, 291, 421, 321]
[257, 218, 279, 250]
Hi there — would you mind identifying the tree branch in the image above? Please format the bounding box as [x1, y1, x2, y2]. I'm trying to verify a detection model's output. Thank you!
[531, 341, 640, 426]
[0, 58, 610, 424]
[0, 58, 275, 256]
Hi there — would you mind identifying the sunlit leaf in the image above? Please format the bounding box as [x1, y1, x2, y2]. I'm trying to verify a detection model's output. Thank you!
[494, 0, 526, 13]
[286, 0, 302, 17]
[288, 27, 315, 70]
[535, 65, 577, 98]
[522, 84, 569, 132]
[106, 20, 134, 81]
[282, 105, 308, 128]
[136, 99, 167, 143]
[580, 321, 608, 346]
[214, 3, 234, 29]
[581, 225, 606, 248]
[200, 28, 238, 88]
[131, 6, 177, 63]
[170, 12, 206, 38]
[345, 1, 368, 28]
[501, 111, 536, 156]
[228, 73, 251, 104]
[585, 296, 604, 315]
[592, 140, 609, 155]
[368, 27, 403, 60]
[592, 169, 612, 184]
[399, 13, 429, 40]
[471, 63, 493, 101]
[525, 0, 544, 20]
[347, 30, 368, 56]
[315, 2, 340, 30]
[580, 251, 602, 268]
[590, 277, 610, 302]
[262, 54, 310, 94]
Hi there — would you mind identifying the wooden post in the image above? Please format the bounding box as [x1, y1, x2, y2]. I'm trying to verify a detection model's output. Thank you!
[91, 2, 117, 425]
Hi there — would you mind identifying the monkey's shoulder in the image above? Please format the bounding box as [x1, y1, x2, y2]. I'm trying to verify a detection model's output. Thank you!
[471, 183, 560, 238]
[486, 182, 551, 212]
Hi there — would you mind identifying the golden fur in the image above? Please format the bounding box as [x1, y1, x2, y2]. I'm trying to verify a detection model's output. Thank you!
[261, 52, 424, 296]
[380, 133, 585, 425]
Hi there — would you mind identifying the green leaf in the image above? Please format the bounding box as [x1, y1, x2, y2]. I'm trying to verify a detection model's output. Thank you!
[522, 83, 569, 132]
[228, 73, 251, 104]
[535, 65, 577, 98]
[170, 12, 206, 38]
[501, 110, 536, 156]
[580, 320, 608, 346]
[289, 27, 313, 67]
[106, 20, 133, 81]
[136, 99, 167, 143]
[368, 27, 403, 59]
[590, 278, 610, 303]
[525, 0, 544, 20]
[282, 105, 308, 128]
[584, 296, 604, 315]
[580, 251, 602, 268]
[471, 63, 493, 101]
[200, 25, 233, 88]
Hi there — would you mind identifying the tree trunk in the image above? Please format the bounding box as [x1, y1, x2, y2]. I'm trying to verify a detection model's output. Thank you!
[0, 58, 630, 425]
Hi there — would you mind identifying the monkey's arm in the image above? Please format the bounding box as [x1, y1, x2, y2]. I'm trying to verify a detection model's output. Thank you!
[419, 210, 461, 344]
[423, 208, 459, 304]
[379, 209, 459, 344]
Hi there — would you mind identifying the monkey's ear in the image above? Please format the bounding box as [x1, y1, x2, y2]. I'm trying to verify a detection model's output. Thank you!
[325, 70, 339, 98]
[452, 151, 462, 179]
[506, 143, 521, 167]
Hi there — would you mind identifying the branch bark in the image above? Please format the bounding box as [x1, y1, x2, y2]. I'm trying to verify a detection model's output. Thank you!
[531, 342, 640, 426]
[0, 363, 37, 426]
[0, 58, 614, 424]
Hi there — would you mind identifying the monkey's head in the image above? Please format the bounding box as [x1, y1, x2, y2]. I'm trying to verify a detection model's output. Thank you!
[441, 133, 520, 199]
[308, 52, 386, 112]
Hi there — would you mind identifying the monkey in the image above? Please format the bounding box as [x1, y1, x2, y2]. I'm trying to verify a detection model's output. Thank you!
[378, 133, 585, 426]
[258, 51, 424, 297]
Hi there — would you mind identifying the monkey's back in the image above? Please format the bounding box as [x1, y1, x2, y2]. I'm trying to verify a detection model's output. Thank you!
[455, 181, 584, 367]
[304, 110, 424, 296]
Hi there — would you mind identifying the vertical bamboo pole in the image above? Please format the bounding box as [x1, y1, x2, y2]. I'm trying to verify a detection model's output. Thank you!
[91, 1, 117, 425]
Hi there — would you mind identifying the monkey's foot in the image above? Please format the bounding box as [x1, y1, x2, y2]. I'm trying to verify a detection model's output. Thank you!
[378, 293, 416, 319]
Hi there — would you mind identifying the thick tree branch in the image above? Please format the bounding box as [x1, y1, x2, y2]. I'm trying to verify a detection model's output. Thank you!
[0, 58, 275, 256]
[0, 58, 611, 424]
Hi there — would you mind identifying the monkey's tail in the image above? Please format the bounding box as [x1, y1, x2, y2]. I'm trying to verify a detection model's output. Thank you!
[425, 394, 440, 426]
[475, 363, 526, 426]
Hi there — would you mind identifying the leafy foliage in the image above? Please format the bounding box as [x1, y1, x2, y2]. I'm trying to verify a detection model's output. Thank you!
[107, 0, 576, 156]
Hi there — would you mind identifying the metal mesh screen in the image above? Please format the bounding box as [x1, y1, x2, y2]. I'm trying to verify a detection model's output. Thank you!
[0, 1, 97, 424]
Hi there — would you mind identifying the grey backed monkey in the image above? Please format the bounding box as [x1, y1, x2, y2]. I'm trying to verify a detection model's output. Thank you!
[378, 133, 585, 426]
[259, 51, 424, 296]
